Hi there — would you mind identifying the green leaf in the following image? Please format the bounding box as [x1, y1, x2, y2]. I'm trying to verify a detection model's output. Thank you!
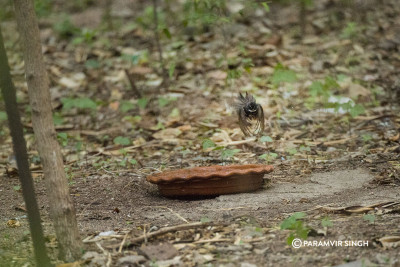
[168, 62, 176, 78]
[163, 27, 172, 39]
[261, 2, 270, 12]
[321, 217, 333, 227]
[75, 141, 83, 151]
[158, 97, 170, 107]
[137, 98, 148, 109]
[324, 76, 340, 90]
[281, 212, 306, 230]
[129, 159, 137, 165]
[271, 64, 297, 85]
[169, 108, 180, 117]
[53, 113, 64, 125]
[349, 104, 365, 118]
[202, 139, 216, 150]
[270, 152, 278, 158]
[341, 22, 358, 39]
[259, 152, 278, 162]
[13, 185, 21, 191]
[61, 97, 97, 110]
[120, 101, 136, 113]
[363, 214, 375, 223]
[200, 217, 211, 223]
[113, 136, 131, 146]
[309, 81, 324, 97]
[297, 223, 310, 240]
[119, 159, 127, 167]
[85, 59, 100, 69]
[154, 121, 165, 130]
[260, 136, 273, 142]
[121, 54, 140, 65]
[299, 145, 311, 152]
[287, 148, 297, 155]
[221, 148, 241, 160]
[0, 111, 7, 122]
[286, 233, 295, 246]
[57, 132, 68, 146]
[361, 134, 373, 142]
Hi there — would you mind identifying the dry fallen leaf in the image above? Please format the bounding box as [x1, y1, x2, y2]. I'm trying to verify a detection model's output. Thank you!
[6, 219, 21, 228]
[378, 236, 400, 249]
[152, 128, 182, 140]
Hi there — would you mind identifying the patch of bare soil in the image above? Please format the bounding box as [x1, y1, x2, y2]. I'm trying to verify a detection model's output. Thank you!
[1, 161, 399, 266]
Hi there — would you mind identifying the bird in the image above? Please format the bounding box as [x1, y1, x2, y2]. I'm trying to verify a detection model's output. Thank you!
[235, 92, 265, 136]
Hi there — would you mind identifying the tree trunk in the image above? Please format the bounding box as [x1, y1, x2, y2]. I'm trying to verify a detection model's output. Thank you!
[13, 0, 83, 261]
[0, 26, 51, 267]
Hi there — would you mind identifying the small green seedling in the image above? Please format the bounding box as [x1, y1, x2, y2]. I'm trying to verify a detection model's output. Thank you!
[280, 212, 310, 245]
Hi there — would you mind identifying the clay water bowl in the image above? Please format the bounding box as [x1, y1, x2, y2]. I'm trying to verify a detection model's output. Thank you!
[146, 164, 274, 198]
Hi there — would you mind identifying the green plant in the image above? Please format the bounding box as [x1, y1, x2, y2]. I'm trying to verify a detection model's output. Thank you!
[260, 136, 273, 143]
[0, 111, 7, 122]
[61, 97, 97, 111]
[221, 148, 241, 160]
[85, 59, 100, 69]
[341, 22, 359, 39]
[321, 217, 333, 228]
[202, 139, 216, 150]
[54, 15, 79, 39]
[168, 62, 176, 79]
[120, 101, 136, 113]
[286, 147, 298, 155]
[361, 133, 373, 143]
[309, 76, 339, 100]
[52, 112, 64, 125]
[113, 136, 131, 146]
[363, 214, 375, 224]
[137, 98, 149, 109]
[57, 132, 68, 147]
[72, 28, 97, 45]
[200, 217, 211, 223]
[259, 152, 278, 163]
[13, 185, 21, 191]
[280, 212, 310, 245]
[169, 108, 180, 118]
[271, 63, 297, 86]
[34, 0, 52, 17]
[299, 145, 311, 153]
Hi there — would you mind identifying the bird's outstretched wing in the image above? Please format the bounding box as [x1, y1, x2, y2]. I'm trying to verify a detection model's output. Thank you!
[254, 104, 265, 136]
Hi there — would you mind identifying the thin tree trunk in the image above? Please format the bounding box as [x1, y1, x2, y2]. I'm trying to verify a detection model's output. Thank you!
[0, 27, 52, 267]
[13, 0, 82, 261]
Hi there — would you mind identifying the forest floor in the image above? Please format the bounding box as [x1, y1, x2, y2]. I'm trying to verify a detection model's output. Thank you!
[1, 0, 400, 266]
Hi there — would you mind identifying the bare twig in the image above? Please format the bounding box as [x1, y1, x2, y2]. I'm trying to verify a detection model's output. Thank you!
[124, 69, 142, 99]
[118, 231, 130, 253]
[111, 222, 212, 249]
[153, 206, 189, 223]
[96, 242, 112, 267]
[223, 137, 257, 146]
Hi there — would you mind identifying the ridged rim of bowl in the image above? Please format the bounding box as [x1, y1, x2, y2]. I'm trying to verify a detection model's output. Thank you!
[146, 164, 274, 184]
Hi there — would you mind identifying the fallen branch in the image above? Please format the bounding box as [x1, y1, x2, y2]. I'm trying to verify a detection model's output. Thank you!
[109, 222, 212, 249]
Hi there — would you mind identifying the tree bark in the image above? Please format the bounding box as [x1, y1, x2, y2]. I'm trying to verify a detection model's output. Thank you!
[0, 26, 52, 267]
[13, 0, 83, 261]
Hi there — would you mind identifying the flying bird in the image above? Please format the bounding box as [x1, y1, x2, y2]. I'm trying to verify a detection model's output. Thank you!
[235, 92, 265, 136]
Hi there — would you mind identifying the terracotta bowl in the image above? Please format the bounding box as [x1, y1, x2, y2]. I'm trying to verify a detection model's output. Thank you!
[146, 164, 274, 198]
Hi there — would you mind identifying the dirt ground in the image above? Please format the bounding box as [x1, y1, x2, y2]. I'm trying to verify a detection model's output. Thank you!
[1, 159, 400, 266]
